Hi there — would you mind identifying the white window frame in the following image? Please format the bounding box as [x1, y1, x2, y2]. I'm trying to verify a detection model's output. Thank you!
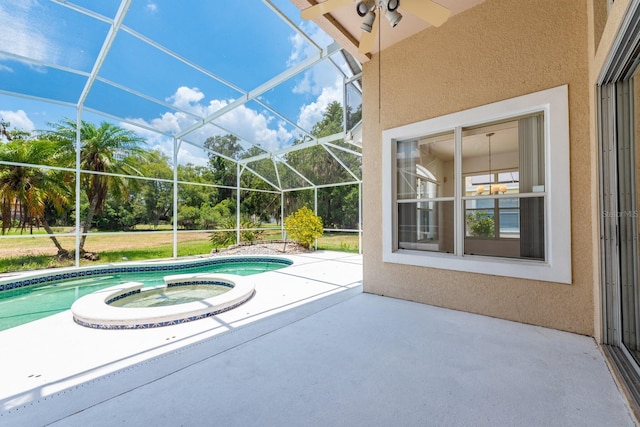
[382, 85, 571, 284]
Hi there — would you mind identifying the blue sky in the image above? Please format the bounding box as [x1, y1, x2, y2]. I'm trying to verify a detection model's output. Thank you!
[0, 0, 354, 165]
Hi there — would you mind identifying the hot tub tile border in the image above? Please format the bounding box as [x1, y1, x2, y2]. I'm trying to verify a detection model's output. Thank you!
[73, 295, 251, 330]
[104, 280, 234, 305]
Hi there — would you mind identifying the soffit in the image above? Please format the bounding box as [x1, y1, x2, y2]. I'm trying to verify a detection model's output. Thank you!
[290, 0, 486, 62]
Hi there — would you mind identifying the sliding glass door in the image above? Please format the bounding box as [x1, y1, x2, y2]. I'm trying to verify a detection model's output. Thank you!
[599, 1, 640, 376]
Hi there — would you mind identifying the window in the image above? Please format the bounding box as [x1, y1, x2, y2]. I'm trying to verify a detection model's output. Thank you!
[461, 117, 545, 260]
[382, 85, 571, 283]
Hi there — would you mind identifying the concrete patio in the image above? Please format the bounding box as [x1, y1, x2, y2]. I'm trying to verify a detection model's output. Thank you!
[0, 251, 633, 426]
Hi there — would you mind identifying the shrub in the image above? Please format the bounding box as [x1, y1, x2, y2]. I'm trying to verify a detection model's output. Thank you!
[466, 211, 495, 237]
[285, 206, 323, 249]
[210, 218, 236, 248]
[209, 217, 264, 248]
[240, 218, 264, 243]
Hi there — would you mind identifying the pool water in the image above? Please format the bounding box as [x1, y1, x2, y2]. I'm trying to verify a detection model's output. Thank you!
[110, 284, 232, 308]
[0, 261, 283, 331]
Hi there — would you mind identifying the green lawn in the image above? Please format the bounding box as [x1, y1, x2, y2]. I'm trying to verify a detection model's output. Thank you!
[0, 229, 360, 273]
[317, 232, 360, 253]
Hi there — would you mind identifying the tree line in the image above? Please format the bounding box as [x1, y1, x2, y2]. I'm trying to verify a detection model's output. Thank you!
[0, 102, 361, 258]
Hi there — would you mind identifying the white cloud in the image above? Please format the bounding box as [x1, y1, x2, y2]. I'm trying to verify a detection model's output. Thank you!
[0, 109, 35, 132]
[166, 87, 206, 111]
[0, 63, 14, 73]
[146, 1, 159, 14]
[296, 79, 342, 131]
[214, 105, 292, 152]
[287, 22, 344, 131]
[287, 22, 333, 67]
[292, 61, 340, 97]
[0, 1, 61, 66]
[288, 23, 338, 97]
[125, 87, 294, 164]
[122, 119, 209, 167]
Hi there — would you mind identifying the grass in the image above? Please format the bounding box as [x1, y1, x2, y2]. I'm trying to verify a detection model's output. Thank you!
[317, 232, 360, 253]
[0, 254, 74, 272]
[0, 228, 360, 273]
[0, 227, 72, 236]
[89, 239, 213, 264]
[0, 232, 213, 273]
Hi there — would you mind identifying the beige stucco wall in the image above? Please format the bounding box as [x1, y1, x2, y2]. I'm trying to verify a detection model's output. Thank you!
[362, 0, 594, 334]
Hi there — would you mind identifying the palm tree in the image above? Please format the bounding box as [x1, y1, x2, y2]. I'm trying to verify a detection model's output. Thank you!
[46, 119, 147, 254]
[0, 120, 12, 141]
[0, 139, 71, 256]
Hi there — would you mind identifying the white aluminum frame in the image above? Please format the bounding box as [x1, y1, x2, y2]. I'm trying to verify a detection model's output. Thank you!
[0, 0, 364, 264]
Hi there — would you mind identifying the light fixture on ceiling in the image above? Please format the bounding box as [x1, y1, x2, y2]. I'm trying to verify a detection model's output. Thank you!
[382, 0, 402, 27]
[360, 10, 376, 32]
[356, 0, 402, 33]
[301, 0, 451, 55]
[356, 0, 375, 16]
[356, 0, 376, 32]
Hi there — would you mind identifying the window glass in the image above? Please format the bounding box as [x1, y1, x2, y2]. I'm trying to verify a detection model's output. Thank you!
[396, 130, 454, 254]
[383, 85, 570, 283]
[394, 114, 546, 260]
[461, 115, 545, 260]
[396, 131, 454, 200]
[397, 201, 454, 253]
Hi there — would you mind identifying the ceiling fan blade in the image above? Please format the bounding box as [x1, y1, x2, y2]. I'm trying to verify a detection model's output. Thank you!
[358, 12, 379, 55]
[401, 0, 451, 27]
[301, 0, 353, 21]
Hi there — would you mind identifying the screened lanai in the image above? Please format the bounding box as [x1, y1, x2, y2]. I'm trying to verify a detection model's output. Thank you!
[0, 0, 363, 269]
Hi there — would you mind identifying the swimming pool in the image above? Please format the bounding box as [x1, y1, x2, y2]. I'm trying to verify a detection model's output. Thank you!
[0, 256, 291, 331]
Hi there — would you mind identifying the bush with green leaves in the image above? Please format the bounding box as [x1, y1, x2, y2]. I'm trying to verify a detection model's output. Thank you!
[239, 218, 265, 243]
[284, 206, 323, 249]
[209, 217, 264, 248]
[466, 211, 495, 237]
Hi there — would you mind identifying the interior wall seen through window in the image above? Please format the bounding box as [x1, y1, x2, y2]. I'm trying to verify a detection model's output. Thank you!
[395, 114, 546, 261]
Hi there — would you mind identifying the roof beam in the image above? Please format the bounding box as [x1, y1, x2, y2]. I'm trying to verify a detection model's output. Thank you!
[77, 0, 132, 108]
[0, 90, 77, 112]
[94, 76, 202, 120]
[262, 0, 321, 51]
[277, 156, 315, 187]
[238, 132, 345, 165]
[176, 42, 342, 139]
[242, 165, 281, 192]
[121, 25, 246, 96]
[253, 99, 314, 140]
[50, 0, 112, 24]
[323, 141, 362, 157]
[321, 144, 359, 182]
[0, 51, 90, 78]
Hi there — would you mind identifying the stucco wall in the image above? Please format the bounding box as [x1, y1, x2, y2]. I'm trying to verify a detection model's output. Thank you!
[362, 0, 593, 334]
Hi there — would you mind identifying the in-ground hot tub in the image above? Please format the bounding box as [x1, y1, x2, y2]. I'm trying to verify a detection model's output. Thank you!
[71, 273, 254, 329]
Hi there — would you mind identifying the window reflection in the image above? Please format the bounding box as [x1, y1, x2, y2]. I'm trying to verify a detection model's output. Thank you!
[396, 131, 455, 253]
[461, 115, 545, 259]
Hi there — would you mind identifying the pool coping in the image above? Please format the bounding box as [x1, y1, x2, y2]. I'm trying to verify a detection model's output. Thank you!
[71, 273, 256, 329]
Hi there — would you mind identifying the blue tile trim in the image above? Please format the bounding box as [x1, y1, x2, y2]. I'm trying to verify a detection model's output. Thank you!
[0, 257, 291, 293]
[166, 280, 233, 288]
[73, 291, 254, 330]
[105, 289, 141, 305]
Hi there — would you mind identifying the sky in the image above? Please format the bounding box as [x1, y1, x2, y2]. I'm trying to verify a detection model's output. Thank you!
[0, 0, 357, 166]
